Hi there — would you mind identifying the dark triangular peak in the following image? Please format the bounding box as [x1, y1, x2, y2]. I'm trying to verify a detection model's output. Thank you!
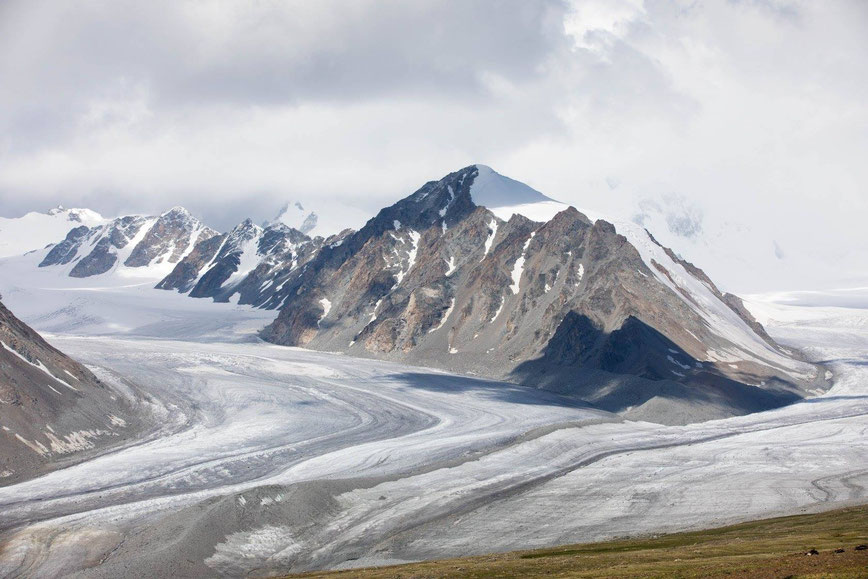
[548, 205, 593, 228]
[510, 313, 801, 424]
[529, 206, 595, 250]
[39, 226, 91, 267]
[263, 166, 487, 305]
[358, 165, 479, 241]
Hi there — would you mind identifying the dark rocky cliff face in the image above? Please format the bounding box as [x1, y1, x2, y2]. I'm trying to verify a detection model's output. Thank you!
[0, 300, 142, 484]
[68, 216, 150, 277]
[39, 225, 91, 267]
[156, 234, 227, 293]
[156, 220, 323, 304]
[188, 219, 264, 299]
[255, 165, 825, 424]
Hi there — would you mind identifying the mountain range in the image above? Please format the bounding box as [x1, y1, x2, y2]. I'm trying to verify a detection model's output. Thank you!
[38, 206, 217, 279]
[2, 165, 827, 424]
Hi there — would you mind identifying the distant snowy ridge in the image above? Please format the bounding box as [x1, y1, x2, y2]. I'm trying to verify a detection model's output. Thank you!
[0, 205, 107, 259]
[157, 218, 324, 306]
[273, 199, 371, 239]
[37, 206, 217, 281]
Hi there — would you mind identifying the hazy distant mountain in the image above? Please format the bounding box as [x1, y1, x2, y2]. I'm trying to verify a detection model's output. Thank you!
[274, 201, 319, 235]
[273, 199, 370, 239]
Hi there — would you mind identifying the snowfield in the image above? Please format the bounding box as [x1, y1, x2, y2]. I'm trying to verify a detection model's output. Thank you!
[0, 207, 106, 259]
[0, 275, 865, 576]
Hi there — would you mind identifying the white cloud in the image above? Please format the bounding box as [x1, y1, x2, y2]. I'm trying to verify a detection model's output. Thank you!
[563, 0, 646, 55]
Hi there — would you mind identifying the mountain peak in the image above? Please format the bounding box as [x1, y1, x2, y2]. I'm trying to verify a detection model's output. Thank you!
[162, 206, 192, 218]
[236, 217, 259, 229]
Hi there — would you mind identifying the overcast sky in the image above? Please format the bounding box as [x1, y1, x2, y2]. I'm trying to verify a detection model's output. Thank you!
[1, 0, 866, 292]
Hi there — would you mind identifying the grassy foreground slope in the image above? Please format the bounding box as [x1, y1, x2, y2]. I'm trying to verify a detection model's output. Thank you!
[289, 504, 868, 578]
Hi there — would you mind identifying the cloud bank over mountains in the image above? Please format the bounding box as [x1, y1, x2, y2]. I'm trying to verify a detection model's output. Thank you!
[1, 0, 866, 291]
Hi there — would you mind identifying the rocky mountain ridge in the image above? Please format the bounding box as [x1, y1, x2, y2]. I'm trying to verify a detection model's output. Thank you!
[157, 218, 324, 304]
[38, 207, 217, 279]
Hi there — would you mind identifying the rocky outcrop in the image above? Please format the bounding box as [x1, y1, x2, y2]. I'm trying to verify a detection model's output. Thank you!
[68, 215, 150, 277]
[0, 299, 142, 484]
[722, 292, 779, 349]
[156, 234, 226, 293]
[188, 219, 263, 299]
[39, 225, 91, 267]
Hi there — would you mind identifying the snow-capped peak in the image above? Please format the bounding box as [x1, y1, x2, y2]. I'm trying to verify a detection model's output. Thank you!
[162, 206, 193, 218]
[469, 165, 567, 223]
[45, 205, 104, 223]
[0, 206, 107, 258]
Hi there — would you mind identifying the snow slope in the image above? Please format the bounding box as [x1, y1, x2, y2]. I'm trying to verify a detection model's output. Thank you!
[0, 206, 106, 258]
[0, 251, 276, 338]
[470, 164, 567, 222]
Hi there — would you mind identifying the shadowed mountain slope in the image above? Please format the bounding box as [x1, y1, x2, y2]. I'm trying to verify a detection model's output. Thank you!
[0, 299, 143, 484]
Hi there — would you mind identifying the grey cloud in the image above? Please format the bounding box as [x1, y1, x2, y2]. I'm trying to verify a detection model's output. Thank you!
[1, 1, 571, 107]
[0, 0, 575, 157]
